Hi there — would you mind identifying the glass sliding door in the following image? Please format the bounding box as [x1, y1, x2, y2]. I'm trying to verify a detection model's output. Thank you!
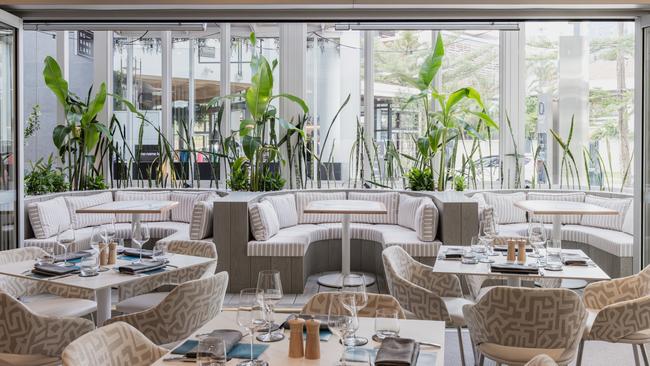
[0, 25, 16, 250]
[642, 25, 650, 268]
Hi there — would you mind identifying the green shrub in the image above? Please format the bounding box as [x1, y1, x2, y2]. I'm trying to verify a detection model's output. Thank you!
[453, 175, 467, 191]
[25, 155, 69, 195]
[405, 167, 434, 191]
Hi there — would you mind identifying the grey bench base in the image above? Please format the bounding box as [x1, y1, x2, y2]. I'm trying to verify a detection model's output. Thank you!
[561, 241, 633, 279]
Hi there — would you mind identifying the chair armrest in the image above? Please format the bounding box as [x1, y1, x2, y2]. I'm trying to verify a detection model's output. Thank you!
[588, 295, 650, 342]
[388, 271, 450, 321]
[118, 261, 214, 300]
[410, 260, 463, 298]
[584, 275, 640, 310]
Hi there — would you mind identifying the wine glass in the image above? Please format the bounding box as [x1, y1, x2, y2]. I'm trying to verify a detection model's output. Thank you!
[328, 295, 355, 366]
[56, 224, 75, 266]
[236, 288, 268, 366]
[90, 226, 108, 270]
[528, 219, 547, 261]
[104, 217, 117, 244]
[478, 220, 495, 264]
[130, 223, 149, 264]
[340, 273, 368, 347]
[256, 270, 284, 342]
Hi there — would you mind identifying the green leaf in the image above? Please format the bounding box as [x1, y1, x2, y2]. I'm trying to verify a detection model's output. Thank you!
[417, 33, 445, 91]
[245, 57, 274, 120]
[468, 110, 498, 129]
[43, 56, 69, 109]
[416, 137, 430, 158]
[249, 32, 256, 47]
[52, 125, 70, 149]
[271, 93, 309, 114]
[242, 135, 261, 161]
[239, 118, 255, 136]
[81, 83, 107, 127]
[84, 123, 101, 154]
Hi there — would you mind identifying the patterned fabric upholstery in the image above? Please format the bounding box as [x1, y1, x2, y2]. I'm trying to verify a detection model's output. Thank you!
[189, 201, 214, 240]
[0, 291, 95, 358]
[301, 292, 406, 319]
[61, 322, 167, 366]
[526, 192, 585, 224]
[582, 265, 650, 342]
[118, 241, 218, 300]
[64, 192, 114, 229]
[525, 354, 559, 366]
[348, 192, 399, 224]
[114, 191, 171, 222]
[483, 192, 527, 224]
[249, 201, 280, 241]
[296, 191, 346, 224]
[382, 246, 463, 323]
[463, 287, 586, 365]
[107, 272, 229, 345]
[580, 195, 631, 231]
[264, 194, 298, 228]
[27, 197, 71, 239]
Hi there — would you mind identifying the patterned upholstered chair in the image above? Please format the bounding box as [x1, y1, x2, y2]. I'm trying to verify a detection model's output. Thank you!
[61, 322, 167, 366]
[463, 287, 586, 366]
[0, 291, 95, 366]
[578, 265, 650, 366]
[382, 246, 473, 366]
[106, 271, 228, 347]
[116, 241, 218, 313]
[301, 292, 406, 319]
[0, 247, 96, 318]
[526, 354, 559, 366]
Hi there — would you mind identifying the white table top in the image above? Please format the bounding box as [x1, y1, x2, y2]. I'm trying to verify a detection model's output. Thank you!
[0, 254, 215, 291]
[433, 245, 610, 281]
[514, 200, 619, 216]
[153, 311, 445, 366]
[75, 200, 179, 214]
[304, 200, 387, 215]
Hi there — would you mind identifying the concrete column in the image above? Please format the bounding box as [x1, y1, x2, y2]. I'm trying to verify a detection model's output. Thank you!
[219, 23, 231, 188]
[337, 31, 361, 183]
[55, 31, 68, 125]
[161, 31, 173, 186]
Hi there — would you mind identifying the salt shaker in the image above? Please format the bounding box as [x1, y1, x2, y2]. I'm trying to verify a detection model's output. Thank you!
[517, 240, 527, 263]
[108, 242, 117, 265]
[99, 243, 109, 266]
[507, 240, 516, 262]
[304, 319, 321, 360]
[288, 318, 305, 358]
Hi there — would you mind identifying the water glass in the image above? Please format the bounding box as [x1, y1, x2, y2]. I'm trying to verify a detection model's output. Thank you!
[256, 270, 284, 342]
[153, 242, 168, 261]
[470, 236, 485, 254]
[545, 239, 563, 269]
[196, 335, 227, 366]
[528, 220, 547, 259]
[37, 245, 56, 265]
[79, 254, 99, 277]
[374, 308, 400, 340]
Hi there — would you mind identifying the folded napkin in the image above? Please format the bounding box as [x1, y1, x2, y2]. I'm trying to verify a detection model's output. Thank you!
[490, 263, 539, 275]
[172, 330, 242, 358]
[442, 249, 464, 260]
[32, 263, 79, 277]
[54, 251, 92, 263]
[562, 255, 588, 266]
[118, 260, 167, 275]
[375, 337, 420, 366]
[122, 248, 154, 258]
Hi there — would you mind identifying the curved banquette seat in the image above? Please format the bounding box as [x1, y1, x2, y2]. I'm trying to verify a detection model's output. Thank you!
[465, 189, 634, 278]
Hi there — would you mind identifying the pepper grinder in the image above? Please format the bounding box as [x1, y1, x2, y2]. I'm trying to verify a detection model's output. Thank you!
[305, 319, 321, 360]
[517, 240, 527, 263]
[108, 242, 117, 265]
[288, 318, 305, 358]
[506, 239, 516, 262]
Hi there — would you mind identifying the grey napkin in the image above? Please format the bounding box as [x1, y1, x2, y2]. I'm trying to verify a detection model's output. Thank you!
[174, 329, 243, 358]
[118, 260, 167, 274]
[375, 337, 420, 366]
[32, 263, 79, 276]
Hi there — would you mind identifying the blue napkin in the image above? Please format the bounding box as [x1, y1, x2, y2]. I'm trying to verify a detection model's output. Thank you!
[172, 341, 268, 360]
[303, 329, 332, 341]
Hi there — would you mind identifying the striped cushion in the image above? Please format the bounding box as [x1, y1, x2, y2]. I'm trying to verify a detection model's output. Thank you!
[27, 197, 72, 239]
[247, 224, 328, 256]
[483, 192, 527, 224]
[580, 195, 631, 231]
[64, 192, 114, 229]
[171, 191, 219, 223]
[114, 191, 171, 222]
[296, 191, 346, 224]
[527, 192, 585, 224]
[348, 192, 399, 224]
[249, 201, 280, 241]
[398, 194, 426, 230]
[190, 201, 214, 240]
[562, 224, 633, 257]
[264, 194, 298, 228]
[375, 225, 441, 257]
[622, 204, 633, 235]
[414, 201, 438, 242]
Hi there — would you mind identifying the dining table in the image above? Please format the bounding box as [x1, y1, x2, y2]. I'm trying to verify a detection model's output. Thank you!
[75, 199, 179, 229]
[304, 200, 387, 288]
[153, 311, 446, 366]
[0, 253, 216, 325]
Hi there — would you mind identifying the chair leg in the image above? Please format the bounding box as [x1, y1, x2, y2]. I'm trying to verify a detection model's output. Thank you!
[634, 344, 641, 366]
[457, 327, 466, 366]
[576, 339, 585, 366]
[478, 354, 485, 366]
[469, 336, 478, 366]
[640, 344, 650, 366]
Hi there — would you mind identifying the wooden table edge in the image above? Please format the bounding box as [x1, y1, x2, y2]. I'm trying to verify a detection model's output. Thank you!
[75, 201, 180, 214]
[513, 200, 620, 215]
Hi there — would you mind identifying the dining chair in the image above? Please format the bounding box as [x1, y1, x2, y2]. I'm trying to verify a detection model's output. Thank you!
[463, 286, 586, 366]
[578, 265, 650, 366]
[0, 291, 95, 366]
[382, 245, 473, 366]
[116, 240, 218, 313]
[106, 271, 228, 347]
[0, 247, 97, 318]
[61, 321, 168, 366]
[301, 292, 406, 319]
[526, 354, 559, 366]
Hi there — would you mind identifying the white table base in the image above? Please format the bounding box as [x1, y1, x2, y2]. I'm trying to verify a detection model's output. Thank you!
[95, 287, 111, 325]
[550, 215, 587, 289]
[318, 214, 376, 288]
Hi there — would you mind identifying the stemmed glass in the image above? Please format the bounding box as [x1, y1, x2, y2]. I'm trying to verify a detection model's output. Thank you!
[328, 295, 355, 366]
[90, 226, 107, 271]
[236, 288, 268, 366]
[256, 270, 284, 342]
[104, 217, 117, 244]
[130, 222, 150, 264]
[478, 220, 495, 263]
[56, 224, 75, 266]
[339, 273, 368, 346]
[528, 219, 547, 262]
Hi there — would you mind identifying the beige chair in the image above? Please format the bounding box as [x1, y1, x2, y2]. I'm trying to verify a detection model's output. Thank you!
[382, 246, 473, 366]
[61, 322, 168, 366]
[578, 265, 650, 366]
[0, 291, 95, 366]
[106, 271, 228, 347]
[116, 240, 218, 313]
[463, 286, 586, 366]
[526, 354, 559, 366]
[0, 247, 96, 318]
[301, 292, 406, 319]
